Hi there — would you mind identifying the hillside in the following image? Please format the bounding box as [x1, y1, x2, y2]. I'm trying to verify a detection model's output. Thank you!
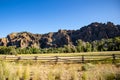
[0, 22, 120, 48]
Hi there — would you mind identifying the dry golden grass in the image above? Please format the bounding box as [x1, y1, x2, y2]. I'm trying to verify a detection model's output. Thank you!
[0, 61, 120, 80]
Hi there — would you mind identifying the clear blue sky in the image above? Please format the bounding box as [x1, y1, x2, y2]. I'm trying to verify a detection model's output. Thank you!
[0, 0, 120, 38]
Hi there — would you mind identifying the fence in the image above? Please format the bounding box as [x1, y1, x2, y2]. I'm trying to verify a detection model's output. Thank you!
[0, 54, 120, 64]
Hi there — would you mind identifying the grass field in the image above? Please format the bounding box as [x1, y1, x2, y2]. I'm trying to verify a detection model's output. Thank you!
[0, 61, 120, 80]
[0, 51, 120, 80]
[18, 51, 120, 57]
[0, 51, 120, 57]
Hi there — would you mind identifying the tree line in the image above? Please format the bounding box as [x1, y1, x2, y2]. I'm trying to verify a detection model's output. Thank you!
[0, 37, 120, 55]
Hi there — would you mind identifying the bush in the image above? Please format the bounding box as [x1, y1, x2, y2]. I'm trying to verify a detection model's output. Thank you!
[0, 46, 17, 55]
[82, 72, 87, 80]
[103, 73, 115, 80]
[81, 63, 95, 71]
[115, 72, 120, 80]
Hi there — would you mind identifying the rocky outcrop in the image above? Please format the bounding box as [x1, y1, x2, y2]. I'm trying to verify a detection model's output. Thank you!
[6, 32, 41, 48]
[0, 22, 120, 48]
[70, 22, 120, 43]
[0, 38, 8, 46]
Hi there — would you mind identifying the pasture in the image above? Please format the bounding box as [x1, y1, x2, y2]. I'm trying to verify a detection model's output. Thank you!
[0, 51, 120, 80]
[18, 51, 120, 56]
[0, 61, 120, 80]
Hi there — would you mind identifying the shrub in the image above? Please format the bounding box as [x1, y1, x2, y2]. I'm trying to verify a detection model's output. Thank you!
[81, 63, 95, 71]
[82, 72, 87, 80]
[115, 72, 120, 80]
[103, 72, 115, 80]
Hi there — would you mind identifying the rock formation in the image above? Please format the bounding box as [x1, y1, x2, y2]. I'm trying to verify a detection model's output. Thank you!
[0, 22, 120, 48]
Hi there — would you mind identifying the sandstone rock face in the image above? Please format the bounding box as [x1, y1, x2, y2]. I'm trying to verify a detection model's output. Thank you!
[0, 38, 8, 46]
[6, 32, 41, 48]
[0, 22, 120, 48]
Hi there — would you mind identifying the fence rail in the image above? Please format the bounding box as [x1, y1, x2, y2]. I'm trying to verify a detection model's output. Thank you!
[0, 54, 120, 63]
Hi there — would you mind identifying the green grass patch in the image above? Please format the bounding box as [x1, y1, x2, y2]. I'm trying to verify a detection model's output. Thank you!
[17, 51, 120, 57]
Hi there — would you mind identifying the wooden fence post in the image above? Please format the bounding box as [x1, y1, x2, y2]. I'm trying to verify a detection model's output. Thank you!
[112, 54, 116, 64]
[34, 56, 38, 60]
[55, 56, 58, 64]
[18, 56, 21, 60]
[82, 55, 84, 63]
[4, 56, 6, 60]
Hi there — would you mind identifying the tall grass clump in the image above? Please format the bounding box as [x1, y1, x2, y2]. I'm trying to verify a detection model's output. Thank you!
[22, 64, 30, 80]
[16, 64, 23, 79]
[48, 71, 56, 80]
[0, 61, 11, 80]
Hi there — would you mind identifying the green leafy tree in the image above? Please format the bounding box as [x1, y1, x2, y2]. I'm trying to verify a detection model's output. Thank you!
[91, 41, 98, 52]
[29, 48, 40, 54]
[76, 40, 85, 52]
[85, 42, 92, 52]
[64, 45, 72, 53]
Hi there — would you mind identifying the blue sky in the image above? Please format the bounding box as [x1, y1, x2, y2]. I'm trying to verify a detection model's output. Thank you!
[0, 0, 120, 38]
